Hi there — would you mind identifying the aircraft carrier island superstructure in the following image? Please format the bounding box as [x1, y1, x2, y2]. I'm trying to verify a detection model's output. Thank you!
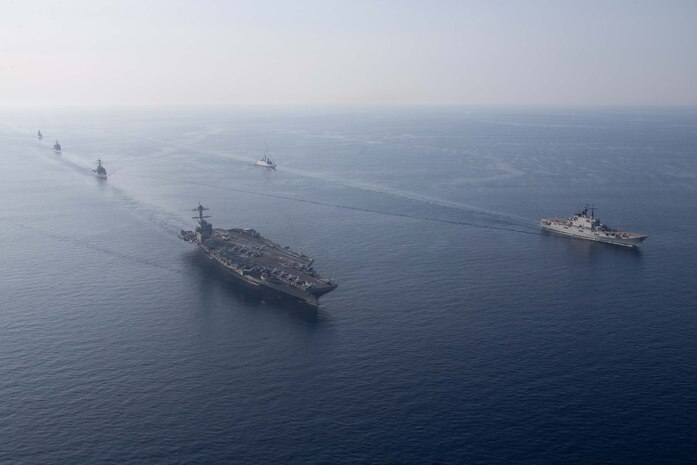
[180, 205, 337, 306]
[540, 205, 648, 247]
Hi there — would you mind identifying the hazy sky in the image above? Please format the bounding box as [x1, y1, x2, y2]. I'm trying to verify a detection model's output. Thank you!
[1, 0, 696, 106]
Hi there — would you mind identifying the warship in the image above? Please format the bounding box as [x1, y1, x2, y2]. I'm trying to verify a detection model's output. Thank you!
[255, 146, 276, 169]
[37, 130, 43, 140]
[92, 159, 107, 179]
[53, 140, 62, 154]
[540, 205, 648, 247]
[180, 205, 337, 306]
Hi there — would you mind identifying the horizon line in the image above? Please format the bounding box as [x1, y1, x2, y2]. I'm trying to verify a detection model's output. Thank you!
[3, 102, 697, 109]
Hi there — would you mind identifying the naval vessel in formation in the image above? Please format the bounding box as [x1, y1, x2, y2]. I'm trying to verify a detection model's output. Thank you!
[540, 205, 648, 247]
[255, 145, 276, 169]
[53, 140, 62, 154]
[92, 159, 107, 179]
[180, 205, 337, 306]
[37, 130, 42, 140]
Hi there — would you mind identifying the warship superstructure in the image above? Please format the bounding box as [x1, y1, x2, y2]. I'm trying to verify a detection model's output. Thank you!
[180, 205, 337, 306]
[37, 130, 43, 140]
[540, 205, 648, 247]
[92, 159, 107, 179]
[53, 140, 62, 154]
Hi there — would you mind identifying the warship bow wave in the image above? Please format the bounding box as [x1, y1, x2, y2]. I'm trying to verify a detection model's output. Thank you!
[540, 205, 648, 247]
[180, 205, 337, 306]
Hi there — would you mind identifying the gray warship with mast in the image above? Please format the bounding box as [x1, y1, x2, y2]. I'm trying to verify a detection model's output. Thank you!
[540, 205, 648, 247]
[92, 159, 107, 179]
[180, 204, 337, 306]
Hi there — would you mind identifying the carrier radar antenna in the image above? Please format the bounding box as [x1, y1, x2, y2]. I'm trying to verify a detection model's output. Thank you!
[193, 203, 211, 221]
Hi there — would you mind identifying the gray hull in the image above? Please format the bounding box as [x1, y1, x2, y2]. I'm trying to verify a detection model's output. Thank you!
[540, 220, 647, 247]
[198, 247, 325, 306]
[180, 215, 336, 307]
[181, 205, 337, 306]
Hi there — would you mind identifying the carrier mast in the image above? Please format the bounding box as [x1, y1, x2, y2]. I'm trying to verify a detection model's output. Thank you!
[193, 204, 211, 222]
[193, 204, 213, 240]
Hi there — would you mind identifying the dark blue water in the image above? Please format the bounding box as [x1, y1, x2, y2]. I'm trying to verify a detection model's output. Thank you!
[1, 106, 696, 464]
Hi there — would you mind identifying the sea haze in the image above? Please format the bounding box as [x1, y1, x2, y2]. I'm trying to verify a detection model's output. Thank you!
[1, 106, 696, 464]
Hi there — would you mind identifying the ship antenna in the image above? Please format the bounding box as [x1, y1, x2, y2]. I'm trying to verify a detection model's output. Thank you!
[263, 139, 271, 160]
[192, 203, 211, 221]
[590, 204, 595, 218]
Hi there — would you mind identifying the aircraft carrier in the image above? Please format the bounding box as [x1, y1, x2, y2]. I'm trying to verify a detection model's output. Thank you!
[540, 205, 648, 247]
[180, 205, 337, 306]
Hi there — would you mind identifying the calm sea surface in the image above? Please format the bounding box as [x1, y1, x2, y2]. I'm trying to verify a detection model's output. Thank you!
[1, 106, 696, 464]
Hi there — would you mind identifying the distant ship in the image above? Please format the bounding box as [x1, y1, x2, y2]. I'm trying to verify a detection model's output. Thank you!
[53, 140, 62, 153]
[92, 159, 107, 179]
[255, 146, 276, 169]
[37, 130, 43, 140]
[180, 205, 337, 306]
[540, 205, 648, 247]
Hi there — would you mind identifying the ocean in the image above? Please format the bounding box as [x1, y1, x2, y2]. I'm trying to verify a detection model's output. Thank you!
[1, 106, 696, 464]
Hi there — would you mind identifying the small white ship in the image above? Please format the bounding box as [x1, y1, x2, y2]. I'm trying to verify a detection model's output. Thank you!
[37, 130, 43, 140]
[255, 146, 276, 169]
[53, 140, 62, 153]
[92, 159, 107, 179]
[540, 206, 648, 247]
